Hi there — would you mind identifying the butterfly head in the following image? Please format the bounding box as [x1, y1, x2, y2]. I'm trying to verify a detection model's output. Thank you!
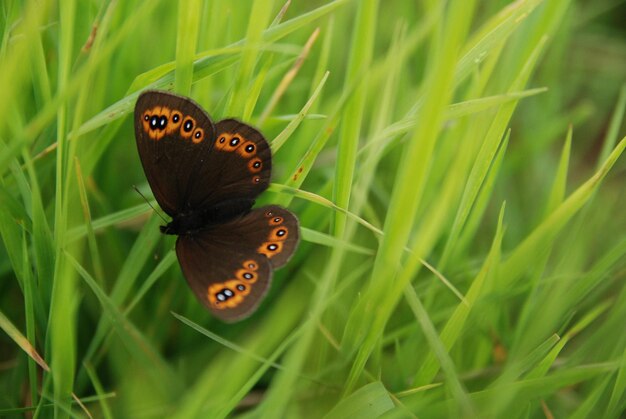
[159, 212, 204, 236]
[160, 223, 177, 235]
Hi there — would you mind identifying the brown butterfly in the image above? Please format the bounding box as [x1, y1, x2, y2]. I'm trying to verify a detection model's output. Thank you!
[134, 90, 299, 322]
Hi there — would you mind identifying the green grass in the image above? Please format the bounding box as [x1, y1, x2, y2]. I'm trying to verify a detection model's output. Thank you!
[1, 0, 625, 417]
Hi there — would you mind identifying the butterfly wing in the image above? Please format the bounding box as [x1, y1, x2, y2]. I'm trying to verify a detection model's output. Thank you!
[201, 119, 272, 209]
[134, 90, 216, 215]
[175, 206, 299, 321]
[134, 91, 271, 215]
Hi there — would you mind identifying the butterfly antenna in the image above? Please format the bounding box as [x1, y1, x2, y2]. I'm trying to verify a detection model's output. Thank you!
[133, 185, 169, 224]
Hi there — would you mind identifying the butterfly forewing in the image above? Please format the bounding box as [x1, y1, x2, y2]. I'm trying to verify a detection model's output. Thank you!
[175, 206, 299, 321]
[134, 91, 216, 216]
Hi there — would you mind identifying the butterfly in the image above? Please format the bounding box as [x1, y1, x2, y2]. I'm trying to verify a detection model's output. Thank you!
[134, 90, 299, 322]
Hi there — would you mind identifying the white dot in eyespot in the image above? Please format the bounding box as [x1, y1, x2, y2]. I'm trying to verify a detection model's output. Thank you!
[217, 293, 226, 301]
[224, 289, 234, 297]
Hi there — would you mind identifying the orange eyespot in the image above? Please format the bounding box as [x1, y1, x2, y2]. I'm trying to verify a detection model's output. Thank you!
[269, 226, 288, 241]
[166, 110, 183, 134]
[269, 216, 283, 226]
[248, 158, 263, 173]
[142, 111, 151, 133]
[192, 127, 204, 143]
[235, 269, 257, 283]
[143, 107, 173, 140]
[242, 259, 258, 271]
[258, 241, 283, 258]
[223, 135, 243, 152]
[180, 116, 195, 139]
[215, 134, 230, 150]
[237, 141, 257, 157]
[207, 279, 251, 309]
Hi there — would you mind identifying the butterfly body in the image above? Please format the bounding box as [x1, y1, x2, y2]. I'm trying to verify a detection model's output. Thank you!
[159, 197, 254, 235]
[134, 90, 299, 322]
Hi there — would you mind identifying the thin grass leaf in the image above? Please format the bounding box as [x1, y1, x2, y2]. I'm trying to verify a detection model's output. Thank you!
[333, 0, 378, 239]
[525, 301, 612, 380]
[324, 382, 395, 419]
[66, 204, 153, 242]
[258, 28, 320, 124]
[404, 286, 475, 416]
[84, 363, 114, 419]
[512, 126, 572, 350]
[0, 310, 49, 371]
[424, 363, 619, 417]
[607, 345, 626, 417]
[440, 36, 548, 267]
[271, 70, 329, 152]
[301, 227, 374, 255]
[415, 203, 506, 385]
[74, 157, 104, 283]
[125, 250, 177, 314]
[597, 84, 626, 169]
[175, 0, 201, 94]
[500, 136, 626, 287]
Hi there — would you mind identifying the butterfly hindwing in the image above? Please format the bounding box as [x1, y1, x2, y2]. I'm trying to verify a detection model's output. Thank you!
[253, 205, 300, 269]
[176, 234, 273, 322]
[175, 205, 299, 321]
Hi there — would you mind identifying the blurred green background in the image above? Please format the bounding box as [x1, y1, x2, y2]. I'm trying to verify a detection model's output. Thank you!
[1, 0, 625, 417]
